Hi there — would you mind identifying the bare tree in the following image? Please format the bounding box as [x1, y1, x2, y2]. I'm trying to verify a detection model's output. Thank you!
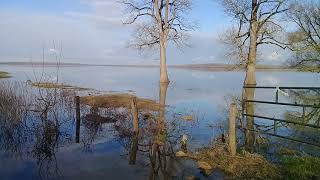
[121, 0, 194, 83]
[287, 1, 320, 72]
[218, 0, 291, 85]
[218, 0, 291, 150]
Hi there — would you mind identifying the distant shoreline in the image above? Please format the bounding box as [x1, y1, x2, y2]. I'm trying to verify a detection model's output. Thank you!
[0, 61, 299, 72]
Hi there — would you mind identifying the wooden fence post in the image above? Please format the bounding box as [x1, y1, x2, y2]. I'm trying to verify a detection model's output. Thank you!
[229, 103, 237, 156]
[129, 133, 139, 165]
[131, 97, 139, 134]
[75, 96, 81, 143]
[274, 119, 277, 134]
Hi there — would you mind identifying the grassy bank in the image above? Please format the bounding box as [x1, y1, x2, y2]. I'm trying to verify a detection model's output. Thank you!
[279, 156, 320, 180]
[0, 71, 11, 78]
[176, 144, 320, 179]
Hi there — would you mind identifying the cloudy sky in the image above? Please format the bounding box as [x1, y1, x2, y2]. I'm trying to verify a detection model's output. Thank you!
[0, 0, 288, 65]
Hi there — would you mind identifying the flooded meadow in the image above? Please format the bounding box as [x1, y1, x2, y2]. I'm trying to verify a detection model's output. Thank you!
[0, 65, 319, 180]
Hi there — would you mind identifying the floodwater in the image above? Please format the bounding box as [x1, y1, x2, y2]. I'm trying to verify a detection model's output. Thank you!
[0, 65, 319, 180]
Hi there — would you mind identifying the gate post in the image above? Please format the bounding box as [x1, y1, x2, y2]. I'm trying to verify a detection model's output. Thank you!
[229, 102, 237, 156]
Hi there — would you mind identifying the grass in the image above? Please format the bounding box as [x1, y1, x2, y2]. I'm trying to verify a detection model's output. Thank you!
[177, 144, 281, 179]
[80, 94, 163, 111]
[177, 144, 320, 179]
[30, 82, 91, 91]
[279, 156, 320, 180]
[0, 71, 11, 78]
[31, 82, 72, 89]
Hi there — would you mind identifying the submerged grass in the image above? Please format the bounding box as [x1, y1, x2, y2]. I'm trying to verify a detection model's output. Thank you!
[80, 94, 163, 111]
[31, 82, 71, 88]
[30, 82, 91, 91]
[0, 71, 11, 78]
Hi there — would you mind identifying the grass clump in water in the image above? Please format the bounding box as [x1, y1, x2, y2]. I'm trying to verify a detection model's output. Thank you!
[31, 82, 72, 89]
[0, 71, 11, 78]
[29, 81, 90, 91]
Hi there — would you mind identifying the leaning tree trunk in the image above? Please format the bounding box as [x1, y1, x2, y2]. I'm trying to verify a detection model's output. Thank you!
[159, 40, 169, 83]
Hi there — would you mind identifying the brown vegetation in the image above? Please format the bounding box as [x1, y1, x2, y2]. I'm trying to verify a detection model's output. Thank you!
[177, 144, 280, 179]
[80, 94, 164, 112]
[30, 82, 91, 91]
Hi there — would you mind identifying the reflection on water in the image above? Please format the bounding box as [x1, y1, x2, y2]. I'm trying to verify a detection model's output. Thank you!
[0, 66, 320, 179]
[283, 89, 320, 154]
[244, 86, 256, 151]
[241, 86, 320, 157]
[0, 81, 75, 180]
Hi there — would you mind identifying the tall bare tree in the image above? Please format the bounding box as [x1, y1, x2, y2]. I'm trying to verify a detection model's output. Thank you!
[287, 1, 320, 72]
[121, 0, 194, 83]
[219, 0, 290, 85]
[218, 0, 291, 150]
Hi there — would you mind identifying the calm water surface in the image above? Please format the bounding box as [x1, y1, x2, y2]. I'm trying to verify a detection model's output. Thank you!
[0, 65, 319, 180]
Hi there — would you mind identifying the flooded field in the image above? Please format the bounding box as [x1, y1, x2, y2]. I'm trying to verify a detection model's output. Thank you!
[0, 65, 319, 180]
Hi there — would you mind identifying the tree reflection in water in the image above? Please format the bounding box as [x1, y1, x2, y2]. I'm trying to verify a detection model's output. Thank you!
[242, 86, 256, 152]
[0, 81, 75, 179]
[104, 82, 195, 179]
[237, 87, 320, 156]
[0, 80, 205, 179]
[284, 89, 320, 154]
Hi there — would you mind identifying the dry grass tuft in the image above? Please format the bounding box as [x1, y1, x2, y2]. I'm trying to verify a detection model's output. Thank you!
[178, 144, 281, 179]
[30, 82, 90, 91]
[80, 94, 164, 111]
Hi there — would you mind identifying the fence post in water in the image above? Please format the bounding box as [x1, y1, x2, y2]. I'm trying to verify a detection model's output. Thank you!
[228, 102, 237, 156]
[274, 90, 279, 132]
[129, 133, 139, 165]
[131, 97, 139, 134]
[273, 118, 277, 135]
[75, 96, 81, 143]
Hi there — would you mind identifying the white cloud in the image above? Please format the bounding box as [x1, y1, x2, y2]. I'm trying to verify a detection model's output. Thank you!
[0, 7, 136, 64]
[0, 0, 291, 65]
[64, 11, 123, 26]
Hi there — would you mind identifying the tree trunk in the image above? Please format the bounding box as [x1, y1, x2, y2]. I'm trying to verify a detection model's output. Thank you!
[159, 82, 169, 121]
[245, 0, 258, 86]
[244, 0, 258, 151]
[160, 41, 169, 83]
[158, 82, 169, 133]
[245, 87, 256, 151]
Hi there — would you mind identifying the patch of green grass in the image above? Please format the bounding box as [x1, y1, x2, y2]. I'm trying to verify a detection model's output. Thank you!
[280, 156, 320, 180]
[0, 71, 11, 78]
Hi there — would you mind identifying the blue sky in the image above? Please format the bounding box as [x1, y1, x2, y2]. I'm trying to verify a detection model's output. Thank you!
[0, 0, 285, 65]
